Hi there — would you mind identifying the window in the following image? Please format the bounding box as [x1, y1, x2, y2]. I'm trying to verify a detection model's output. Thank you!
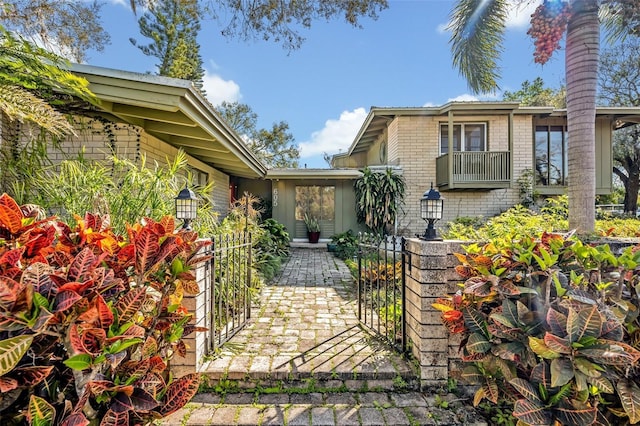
[295, 186, 335, 221]
[440, 123, 486, 154]
[535, 125, 567, 186]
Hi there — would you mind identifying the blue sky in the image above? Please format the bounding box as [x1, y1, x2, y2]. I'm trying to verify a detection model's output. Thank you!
[88, 0, 565, 168]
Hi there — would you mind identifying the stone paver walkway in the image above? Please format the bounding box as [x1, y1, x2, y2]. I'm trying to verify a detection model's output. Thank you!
[161, 247, 486, 426]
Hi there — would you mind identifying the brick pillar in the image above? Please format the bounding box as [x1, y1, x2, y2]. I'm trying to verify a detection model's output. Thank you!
[170, 249, 209, 377]
[404, 238, 450, 389]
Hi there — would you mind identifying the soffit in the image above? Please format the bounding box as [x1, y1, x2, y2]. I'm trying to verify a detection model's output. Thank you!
[69, 64, 266, 179]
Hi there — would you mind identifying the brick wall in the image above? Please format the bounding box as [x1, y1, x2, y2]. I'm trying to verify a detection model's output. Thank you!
[52, 116, 230, 218]
[390, 115, 533, 237]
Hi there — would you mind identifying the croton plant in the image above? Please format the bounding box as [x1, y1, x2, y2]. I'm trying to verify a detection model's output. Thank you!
[434, 232, 640, 426]
[0, 193, 209, 425]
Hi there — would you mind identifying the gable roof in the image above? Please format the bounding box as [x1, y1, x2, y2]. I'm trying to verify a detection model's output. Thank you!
[69, 63, 266, 178]
[347, 102, 640, 156]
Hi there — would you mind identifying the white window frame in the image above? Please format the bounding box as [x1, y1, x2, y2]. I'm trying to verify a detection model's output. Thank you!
[439, 123, 487, 155]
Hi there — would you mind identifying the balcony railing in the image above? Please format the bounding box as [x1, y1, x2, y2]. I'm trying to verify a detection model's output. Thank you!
[436, 151, 511, 190]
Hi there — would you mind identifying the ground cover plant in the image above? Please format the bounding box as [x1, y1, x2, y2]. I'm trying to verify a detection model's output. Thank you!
[443, 196, 640, 241]
[434, 232, 640, 425]
[0, 193, 208, 425]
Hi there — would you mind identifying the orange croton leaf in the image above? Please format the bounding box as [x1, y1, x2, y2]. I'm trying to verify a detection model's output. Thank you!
[0, 193, 24, 234]
[442, 310, 463, 322]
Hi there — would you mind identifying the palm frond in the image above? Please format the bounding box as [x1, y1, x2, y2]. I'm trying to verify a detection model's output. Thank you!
[448, 0, 508, 94]
[0, 85, 75, 136]
[600, 0, 640, 43]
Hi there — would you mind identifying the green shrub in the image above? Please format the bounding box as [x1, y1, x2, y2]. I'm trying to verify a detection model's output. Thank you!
[330, 230, 358, 260]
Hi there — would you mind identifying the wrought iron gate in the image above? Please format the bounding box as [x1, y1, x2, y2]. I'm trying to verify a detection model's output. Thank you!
[202, 232, 253, 353]
[357, 233, 406, 352]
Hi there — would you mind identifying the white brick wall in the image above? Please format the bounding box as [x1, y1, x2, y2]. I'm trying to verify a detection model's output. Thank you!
[389, 114, 535, 236]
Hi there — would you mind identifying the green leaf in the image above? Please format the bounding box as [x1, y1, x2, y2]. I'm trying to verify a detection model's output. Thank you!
[616, 380, 640, 424]
[529, 336, 560, 359]
[463, 306, 488, 338]
[63, 354, 92, 371]
[28, 395, 56, 426]
[466, 332, 491, 354]
[548, 382, 573, 406]
[574, 357, 603, 378]
[0, 335, 33, 376]
[550, 358, 574, 387]
[107, 338, 143, 354]
[589, 376, 614, 394]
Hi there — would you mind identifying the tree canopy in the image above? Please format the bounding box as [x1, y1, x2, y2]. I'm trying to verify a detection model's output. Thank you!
[502, 77, 566, 108]
[130, 0, 205, 90]
[216, 101, 300, 168]
[0, 0, 110, 62]
[129, 0, 389, 51]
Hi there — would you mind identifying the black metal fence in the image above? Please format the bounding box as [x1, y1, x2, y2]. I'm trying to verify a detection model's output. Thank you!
[200, 232, 253, 353]
[357, 233, 406, 352]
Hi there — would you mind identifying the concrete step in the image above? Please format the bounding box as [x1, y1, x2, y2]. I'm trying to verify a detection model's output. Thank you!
[160, 391, 488, 426]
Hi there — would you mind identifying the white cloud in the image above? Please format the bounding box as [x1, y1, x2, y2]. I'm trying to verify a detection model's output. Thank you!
[437, 0, 541, 33]
[298, 108, 368, 158]
[506, 0, 541, 29]
[447, 94, 480, 102]
[202, 70, 242, 105]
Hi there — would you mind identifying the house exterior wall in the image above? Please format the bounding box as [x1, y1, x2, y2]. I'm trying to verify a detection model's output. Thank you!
[386, 114, 530, 235]
[271, 178, 360, 241]
[51, 116, 231, 218]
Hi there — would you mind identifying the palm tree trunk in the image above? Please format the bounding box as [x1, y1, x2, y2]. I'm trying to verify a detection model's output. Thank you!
[566, 0, 599, 233]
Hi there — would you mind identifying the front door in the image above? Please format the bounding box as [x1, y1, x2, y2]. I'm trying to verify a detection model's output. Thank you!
[294, 185, 335, 240]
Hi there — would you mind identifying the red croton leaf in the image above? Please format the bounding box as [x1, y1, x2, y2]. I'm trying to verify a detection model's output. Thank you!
[67, 247, 97, 283]
[81, 327, 107, 355]
[129, 388, 159, 412]
[60, 413, 90, 426]
[0, 377, 19, 392]
[0, 247, 24, 267]
[11, 366, 54, 387]
[115, 287, 147, 323]
[141, 337, 158, 358]
[138, 373, 165, 398]
[20, 262, 55, 296]
[0, 276, 22, 310]
[134, 226, 160, 275]
[99, 409, 128, 426]
[0, 193, 24, 234]
[54, 290, 82, 312]
[148, 356, 167, 374]
[95, 294, 114, 328]
[20, 226, 55, 257]
[69, 324, 87, 354]
[159, 216, 175, 234]
[117, 359, 150, 381]
[174, 340, 187, 357]
[157, 373, 200, 416]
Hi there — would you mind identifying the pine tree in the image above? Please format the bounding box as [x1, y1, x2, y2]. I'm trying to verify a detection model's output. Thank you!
[130, 0, 205, 91]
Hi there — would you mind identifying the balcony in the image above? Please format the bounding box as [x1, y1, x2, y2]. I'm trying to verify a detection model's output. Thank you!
[436, 151, 511, 190]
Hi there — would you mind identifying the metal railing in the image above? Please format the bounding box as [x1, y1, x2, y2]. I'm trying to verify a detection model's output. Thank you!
[357, 233, 406, 352]
[200, 232, 253, 353]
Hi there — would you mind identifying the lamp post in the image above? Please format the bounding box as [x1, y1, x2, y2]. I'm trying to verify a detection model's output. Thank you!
[175, 186, 198, 231]
[419, 183, 444, 241]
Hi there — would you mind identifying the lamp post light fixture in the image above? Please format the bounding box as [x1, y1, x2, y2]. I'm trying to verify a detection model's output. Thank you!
[419, 183, 444, 241]
[175, 186, 198, 230]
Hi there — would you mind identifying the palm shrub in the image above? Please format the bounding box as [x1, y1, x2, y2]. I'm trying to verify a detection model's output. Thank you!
[354, 167, 405, 235]
[434, 232, 640, 425]
[0, 193, 208, 425]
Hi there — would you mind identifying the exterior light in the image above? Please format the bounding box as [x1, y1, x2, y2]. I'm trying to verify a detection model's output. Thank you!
[175, 186, 198, 230]
[419, 183, 443, 241]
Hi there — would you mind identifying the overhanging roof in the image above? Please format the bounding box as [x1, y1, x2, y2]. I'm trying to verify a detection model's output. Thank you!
[347, 103, 640, 156]
[69, 63, 266, 178]
[266, 168, 363, 180]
